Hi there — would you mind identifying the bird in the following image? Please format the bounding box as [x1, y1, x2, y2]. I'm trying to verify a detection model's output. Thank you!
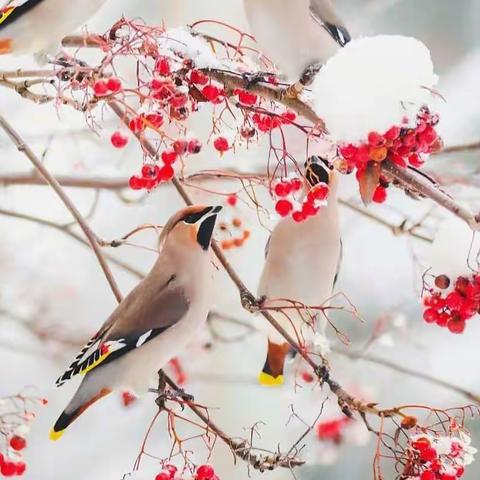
[0, 0, 108, 61]
[257, 158, 342, 386]
[243, 0, 351, 81]
[50, 205, 222, 440]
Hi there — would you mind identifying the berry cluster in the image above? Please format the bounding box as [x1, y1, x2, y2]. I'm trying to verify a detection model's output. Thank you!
[0, 395, 47, 477]
[423, 274, 480, 334]
[128, 140, 202, 191]
[406, 432, 476, 480]
[219, 217, 251, 251]
[339, 108, 441, 203]
[316, 417, 351, 444]
[251, 110, 296, 133]
[154, 464, 218, 480]
[273, 177, 329, 223]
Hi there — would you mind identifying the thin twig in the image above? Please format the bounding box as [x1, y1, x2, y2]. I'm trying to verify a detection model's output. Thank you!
[0, 113, 123, 303]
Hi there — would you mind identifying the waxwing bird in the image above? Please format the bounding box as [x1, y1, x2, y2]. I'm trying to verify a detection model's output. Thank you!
[50, 205, 222, 440]
[243, 0, 351, 81]
[0, 0, 108, 60]
[257, 159, 341, 386]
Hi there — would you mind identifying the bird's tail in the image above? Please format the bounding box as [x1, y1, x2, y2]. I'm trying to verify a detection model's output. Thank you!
[50, 386, 112, 441]
[258, 341, 291, 386]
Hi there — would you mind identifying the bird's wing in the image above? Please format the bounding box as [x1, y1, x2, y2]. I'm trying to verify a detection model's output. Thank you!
[55, 273, 190, 386]
[309, 0, 351, 47]
[0, 0, 44, 29]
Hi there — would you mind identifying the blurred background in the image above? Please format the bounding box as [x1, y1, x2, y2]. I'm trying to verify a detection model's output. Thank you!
[0, 0, 479, 479]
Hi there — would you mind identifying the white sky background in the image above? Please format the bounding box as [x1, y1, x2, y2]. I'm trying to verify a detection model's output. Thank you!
[0, 1, 480, 479]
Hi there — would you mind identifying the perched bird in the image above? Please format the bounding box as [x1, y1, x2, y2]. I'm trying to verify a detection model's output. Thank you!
[257, 159, 342, 386]
[50, 205, 222, 440]
[0, 0, 108, 60]
[243, 0, 351, 81]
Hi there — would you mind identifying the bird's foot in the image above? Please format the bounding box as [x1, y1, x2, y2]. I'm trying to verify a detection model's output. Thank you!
[50, 53, 89, 82]
[300, 62, 323, 87]
[314, 362, 331, 385]
[150, 387, 194, 409]
[242, 71, 276, 90]
[240, 291, 265, 313]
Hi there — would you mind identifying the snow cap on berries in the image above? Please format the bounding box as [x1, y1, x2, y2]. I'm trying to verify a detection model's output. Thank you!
[311, 35, 439, 143]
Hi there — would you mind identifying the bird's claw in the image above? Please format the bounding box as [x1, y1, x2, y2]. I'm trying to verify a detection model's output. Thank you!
[242, 71, 274, 90]
[299, 62, 323, 87]
[240, 291, 265, 313]
[150, 388, 194, 409]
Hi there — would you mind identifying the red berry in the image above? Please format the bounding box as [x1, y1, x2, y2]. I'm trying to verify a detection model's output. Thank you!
[372, 186, 387, 203]
[412, 438, 431, 451]
[236, 89, 257, 106]
[445, 291, 464, 310]
[302, 371, 314, 383]
[15, 462, 26, 476]
[188, 139, 202, 154]
[170, 93, 188, 108]
[308, 183, 329, 202]
[275, 199, 293, 217]
[9, 435, 26, 451]
[93, 80, 109, 96]
[368, 131, 384, 146]
[423, 308, 438, 324]
[274, 182, 292, 198]
[106, 77, 122, 93]
[291, 178, 303, 191]
[281, 110, 296, 123]
[145, 113, 164, 129]
[196, 464, 215, 480]
[302, 200, 320, 217]
[190, 69, 209, 85]
[158, 165, 174, 182]
[384, 126, 401, 141]
[161, 151, 178, 165]
[129, 116, 145, 133]
[122, 391, 137, 407]
[447, 318, 466, 334]
[129, 176, 144, 190]
[340, 144, 357, 160]
[155, 471, 171, 480]
[163, 464, 177, 478]
[420, 447, 437, 462]
[227, 195, 237, 207]
[292, 211, 306, 223]
[420, 471, 436, 480]
[111, 131, 129, 149]
[155, 57, 171, 76]
[202, 85, 223, 103]
[435, 275, 450, 289]
[0, 461, 17, 477]
[408, 153, 423, 167]
[173, 139, 188, 155]
[214, 137, 230, 153]
[141, 164, 159, 179]
[456, 466, 465, 477]
[436, 312, 449, 327]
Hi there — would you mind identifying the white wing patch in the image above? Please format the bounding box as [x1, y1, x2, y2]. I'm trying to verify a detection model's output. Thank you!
[136, 330, 153, 348]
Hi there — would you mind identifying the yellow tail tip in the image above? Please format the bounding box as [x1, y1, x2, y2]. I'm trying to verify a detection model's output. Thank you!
[258, 372, 284, 386]
[49, 429, 64, 441]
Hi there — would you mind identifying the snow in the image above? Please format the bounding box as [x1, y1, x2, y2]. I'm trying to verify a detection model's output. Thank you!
[311, 35, 439, 144]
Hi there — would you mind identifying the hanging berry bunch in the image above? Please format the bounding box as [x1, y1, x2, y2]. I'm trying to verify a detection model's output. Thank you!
[154, 464, 219, 480]
[273, 176, 329, 223]
[0, 394, 47, 477]
[218, 217, 251, 251]
[403, 430, 476, 480]
[422, 273, 480, 334]
[338, 107, 442, 204]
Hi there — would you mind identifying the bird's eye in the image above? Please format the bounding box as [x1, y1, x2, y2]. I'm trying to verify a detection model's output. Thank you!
[182, 207, 213, 224]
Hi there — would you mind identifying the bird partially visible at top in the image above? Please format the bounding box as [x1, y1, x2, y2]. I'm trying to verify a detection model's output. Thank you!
[50, 205, 222, 441]
[255, 159, 342, 386]
[243, 0, 351, 82]
[0, 0, 108, 62]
